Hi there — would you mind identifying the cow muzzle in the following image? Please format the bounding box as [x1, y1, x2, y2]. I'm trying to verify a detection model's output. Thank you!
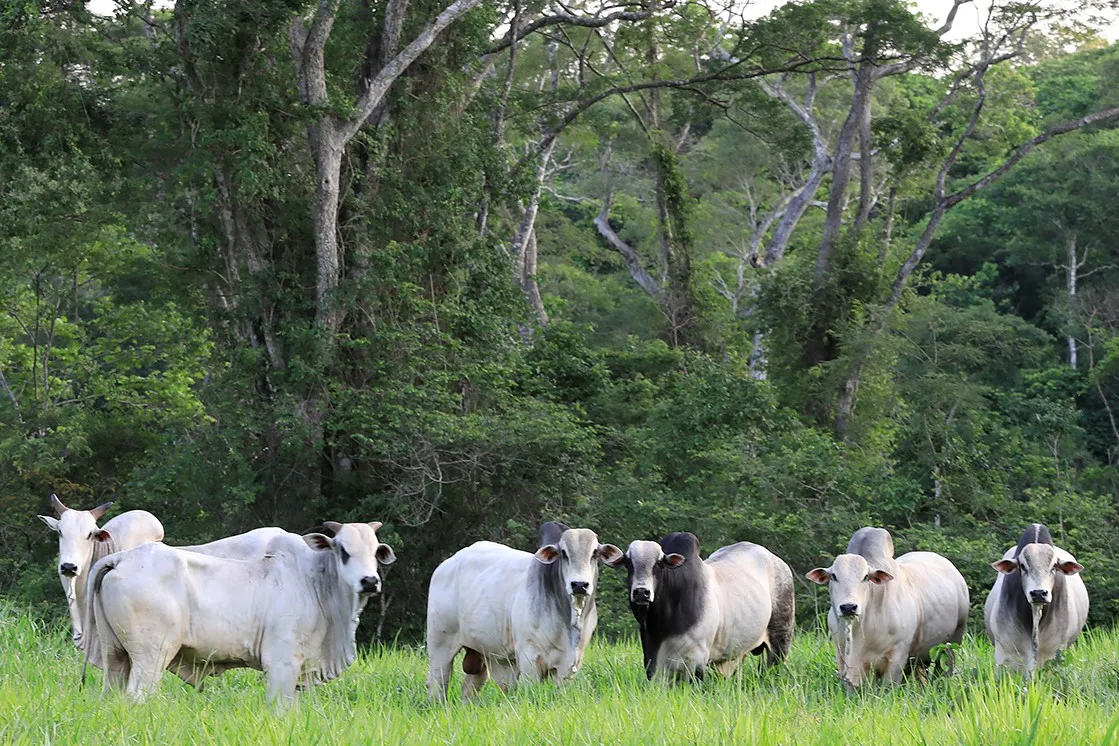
[360, 576, 381, 595]
[1029, 589, 1050, 605]
[631, 587, 652, 605]
[59, 563, 78, 578]
[838, 603, 859, 618]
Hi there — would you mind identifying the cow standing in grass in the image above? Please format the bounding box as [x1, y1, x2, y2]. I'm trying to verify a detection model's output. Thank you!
[38, 494, 164, 647]
[985, 523, 1088, 679]
[426, 521, 622, 701]
[609, 532, 795, 682]
[807, 527, 969, 687]
[83, 521, 395, 706]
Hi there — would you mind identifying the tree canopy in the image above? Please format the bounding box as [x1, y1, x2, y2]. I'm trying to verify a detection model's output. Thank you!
[3, 0, 1119, 639]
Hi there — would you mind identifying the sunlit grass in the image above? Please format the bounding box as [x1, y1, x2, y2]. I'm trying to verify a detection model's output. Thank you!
[2, 602, 1118, 744]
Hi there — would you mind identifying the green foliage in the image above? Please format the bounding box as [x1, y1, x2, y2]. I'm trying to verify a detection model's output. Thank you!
[3, 0, 1119, 652]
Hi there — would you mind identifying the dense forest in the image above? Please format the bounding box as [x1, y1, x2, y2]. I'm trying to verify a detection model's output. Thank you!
[2, 0, 1118, 642]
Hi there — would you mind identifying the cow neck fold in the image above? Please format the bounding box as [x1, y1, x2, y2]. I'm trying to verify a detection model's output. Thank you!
[1003, 526, 1067, 639]
[646, 533, 706, 642]
[531, 554, 595, 634]
[301, 548, 362, 685]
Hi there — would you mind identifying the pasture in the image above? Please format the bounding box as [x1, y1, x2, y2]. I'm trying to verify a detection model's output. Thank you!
[3, 604, 1119, 745]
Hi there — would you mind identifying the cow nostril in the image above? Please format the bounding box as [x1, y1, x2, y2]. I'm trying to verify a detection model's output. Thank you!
[570, 581, 590, 595]
[59, 563, 78, 577]
[360, 576, 381, 594]
[839, 603, 858, 617]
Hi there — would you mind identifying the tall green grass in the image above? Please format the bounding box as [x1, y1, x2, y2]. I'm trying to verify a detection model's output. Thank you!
[2, 601, 1118, 745]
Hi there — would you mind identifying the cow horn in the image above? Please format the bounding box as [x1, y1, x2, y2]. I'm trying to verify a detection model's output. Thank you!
[89, 502, 113, 520]
[323, 521, 344, 535]
[368, 521, 383, 533]
[51, 494, 69, 517]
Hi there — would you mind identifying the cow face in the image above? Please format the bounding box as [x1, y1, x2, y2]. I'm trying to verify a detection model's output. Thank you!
[807, 553, 893, 619]
[305, 521, 396, 596]
[534, 527, 622, 611]
[37, 495, 113, 579]
[608, 540, 686, 606]
[993, 543, 1083, 606]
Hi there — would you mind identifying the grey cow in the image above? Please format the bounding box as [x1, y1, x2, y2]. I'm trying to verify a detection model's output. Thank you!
[984, 523, 1088, 679]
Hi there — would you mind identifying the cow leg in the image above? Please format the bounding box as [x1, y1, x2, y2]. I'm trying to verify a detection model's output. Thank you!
[262, 658, 301, 708]
[125, 644, 176, 700]
[489, 661, 518, 693]
[102, 646, 131, 694]
[713, 658, 740, 678]
[882, 650, 908, 685]
[515, 645, 546, 684]
[426, 642, 458, 703]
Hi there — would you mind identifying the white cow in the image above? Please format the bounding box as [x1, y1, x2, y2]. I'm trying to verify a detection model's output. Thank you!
[985, 523, 1088, 678]
[38, 494, 164, 646]
[426, 521, 622, 701]
[82, 521, 395, 705]
[807, 527, 969, 687]
[80, 525, 293, 674]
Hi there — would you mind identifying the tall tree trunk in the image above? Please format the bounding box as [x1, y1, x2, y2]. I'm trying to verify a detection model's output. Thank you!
[813, 56, 875, 291]
[1066, 233, 1078, 370]
[511, 140, 556, 327]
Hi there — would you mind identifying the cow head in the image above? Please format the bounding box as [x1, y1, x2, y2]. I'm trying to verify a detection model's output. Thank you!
[807, 553, 894, 620]
[37, 494, 114, 579]
[304, 521, 396, 596]
[534, 524, 622, 613]
[993, 543, 1083, 606]
[606, 539, 686, 607]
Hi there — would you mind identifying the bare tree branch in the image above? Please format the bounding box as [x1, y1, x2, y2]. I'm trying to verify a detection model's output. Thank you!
[486, 3, 667, 54]
[594, 192, 665, 298]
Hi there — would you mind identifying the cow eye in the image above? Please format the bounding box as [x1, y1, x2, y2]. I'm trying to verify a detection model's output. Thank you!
[560, 549, 568, 560]
[339, 546, 350, 564]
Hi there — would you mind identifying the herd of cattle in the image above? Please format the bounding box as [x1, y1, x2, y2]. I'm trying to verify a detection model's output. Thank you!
[37, 495, 1089, 706]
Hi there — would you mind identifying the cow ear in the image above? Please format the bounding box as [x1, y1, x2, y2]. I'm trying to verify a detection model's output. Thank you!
[89, 502, 113, 520]
[1058, 560, 1084, 575]
[867, 570, 894, 585]
[663, 553, 686, 569]
[93, 529, 112, 543]
[597, 544, 625, 568]
[38, 515, 61, 533]
[534, 545, 560, 564]
[304, 533, 335, 551]
[376, 544, 396, 565]
[323, 521, 344, 536]
[50, 494, 69, 517]
[992, 559, 1018, 574]
[368, 521, 383, 533]
[806, 568, 831, 585]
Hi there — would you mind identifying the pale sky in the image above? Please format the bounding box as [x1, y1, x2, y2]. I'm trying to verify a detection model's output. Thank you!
[87, 0, 1119, 41]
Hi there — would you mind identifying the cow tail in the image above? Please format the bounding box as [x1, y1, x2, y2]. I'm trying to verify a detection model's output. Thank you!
[80, 557, 118, 688]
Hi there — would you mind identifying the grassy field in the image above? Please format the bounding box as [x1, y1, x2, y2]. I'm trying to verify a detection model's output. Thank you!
[3, 603, 1119, 745]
